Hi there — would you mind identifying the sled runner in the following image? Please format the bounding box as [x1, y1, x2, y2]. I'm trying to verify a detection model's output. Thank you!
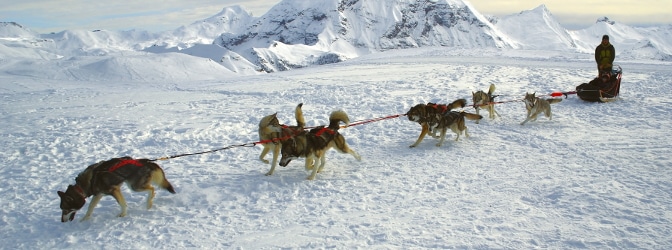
[576, 65, 622, 102]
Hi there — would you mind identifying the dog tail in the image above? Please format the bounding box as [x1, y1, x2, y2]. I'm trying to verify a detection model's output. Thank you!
[258, 113, 279, 139]
[462, 112, 483, 121]
[547, 98, 563, 105]
[148, 163, 176, 194]
[295, 103, 305, 128]
[328, 110, 350, 130]
[488, 84, 496, 96]
[157, 172, 176, 194]
[448, 99, 467, 110]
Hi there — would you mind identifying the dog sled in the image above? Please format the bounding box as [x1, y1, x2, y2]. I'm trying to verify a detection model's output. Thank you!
[575, 65, 622, 102]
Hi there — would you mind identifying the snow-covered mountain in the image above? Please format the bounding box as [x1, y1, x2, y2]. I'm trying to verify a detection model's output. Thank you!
[494, 5, 576, 51]
[1, 0, 671, 80]
[210, 0, 516, 72]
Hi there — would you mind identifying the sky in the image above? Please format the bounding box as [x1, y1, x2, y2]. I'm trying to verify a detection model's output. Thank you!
[1, 0, 670, 33]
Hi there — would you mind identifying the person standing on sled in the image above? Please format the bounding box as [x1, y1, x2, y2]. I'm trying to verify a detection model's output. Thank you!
[595, 34, 615, 75]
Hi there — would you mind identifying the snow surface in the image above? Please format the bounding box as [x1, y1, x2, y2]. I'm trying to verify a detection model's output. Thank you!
[1, 47, 672, 249]
[1, 0, 672, 248]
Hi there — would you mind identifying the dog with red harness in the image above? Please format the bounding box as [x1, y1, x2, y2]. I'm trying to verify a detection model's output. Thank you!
[57, 157, 175, 222]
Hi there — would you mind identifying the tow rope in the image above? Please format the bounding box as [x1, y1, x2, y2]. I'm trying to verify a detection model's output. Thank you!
[149, 92, 577, 161]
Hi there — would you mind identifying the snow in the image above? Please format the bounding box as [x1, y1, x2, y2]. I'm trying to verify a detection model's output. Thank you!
[2, 0, 672, 248]
[2, 47, 672, 248]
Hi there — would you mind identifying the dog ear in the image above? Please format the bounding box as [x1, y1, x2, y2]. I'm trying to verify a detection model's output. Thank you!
[58, 191, 65, 197]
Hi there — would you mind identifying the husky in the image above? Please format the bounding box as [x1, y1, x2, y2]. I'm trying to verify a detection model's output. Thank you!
[521, 92, 563, 125]
[278, 110, 361, 180]
[258, 103, 306, 176]
[438, 111, 484, 145]
[472, 84, 500, 123]
[57, 157, 176, 222]
[407, 99, 481, 147]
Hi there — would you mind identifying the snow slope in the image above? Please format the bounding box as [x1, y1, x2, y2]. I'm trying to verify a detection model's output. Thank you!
[1, 47, 671, 249]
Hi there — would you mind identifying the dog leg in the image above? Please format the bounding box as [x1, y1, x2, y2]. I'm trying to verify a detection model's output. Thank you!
[306, 154, 319, 180]
[488, 105, 498, 119]
[305, 158, 315, 170]
[338, 147, 361, 161]
[349, 149, 362, 161]
[81, 194, 104, 221]
[304, 154, 315, 171]
[546, 109, 552, 120]
[429, 128, 441, 138]
[110, 188, 128, 217]
[265, 145, 280, 176]
[436, 128, 448, 147]
[453, 128, 461, 141]
[259, 145, 271, 164]
[334, 136, 362, 161]
[521, 115, 534, 125]
[493, 107, 501, 118]
[316, 154, 327, 173]
[410, 123, 429, 147]
[142, 186, 156, 209]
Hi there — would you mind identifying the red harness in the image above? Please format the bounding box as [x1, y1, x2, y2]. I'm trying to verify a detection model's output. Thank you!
[108, 159, 143, 172]
[314, 127, 336, 136]
[428, 103, 448, 113]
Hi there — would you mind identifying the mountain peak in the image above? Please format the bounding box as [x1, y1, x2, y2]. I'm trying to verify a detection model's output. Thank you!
[0, 22, 38, 38]
[596, 16, 616, 25]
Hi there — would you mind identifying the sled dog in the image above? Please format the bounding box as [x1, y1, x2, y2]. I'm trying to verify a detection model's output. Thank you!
[258, 103, 306, 176]
[406, 99, 482, 147]
[472, 83, 500, 123]
[279, 110, 361, 180]
[57, 157, 176, 222]
[440, 111, 484, 145]
[520, 92, 562, 125]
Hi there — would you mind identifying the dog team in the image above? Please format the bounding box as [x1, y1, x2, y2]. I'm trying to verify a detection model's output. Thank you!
[58, 84, 563, 222]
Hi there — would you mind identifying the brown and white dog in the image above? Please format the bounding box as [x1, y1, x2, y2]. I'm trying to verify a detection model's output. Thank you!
[472, 84, 500, 123]
[406, 99, 482, 147]
[258, 103, 307, 176]
[57, 157, 175, 222]
[278, 110, 361, 180]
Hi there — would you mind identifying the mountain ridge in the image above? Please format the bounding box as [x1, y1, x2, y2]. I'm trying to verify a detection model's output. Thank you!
[1, 0, 670, 79]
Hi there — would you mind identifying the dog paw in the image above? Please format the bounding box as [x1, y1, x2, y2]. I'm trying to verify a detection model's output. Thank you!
[118, 212, 127, 218]
[260, 159, 270, 164]
[265, 171, 274, 176]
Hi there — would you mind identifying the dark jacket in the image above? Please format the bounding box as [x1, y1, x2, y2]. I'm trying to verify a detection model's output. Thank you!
[595, 43, 615, 68]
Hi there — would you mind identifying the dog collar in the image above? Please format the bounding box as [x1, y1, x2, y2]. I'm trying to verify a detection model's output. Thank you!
[74, 185, 87, 198]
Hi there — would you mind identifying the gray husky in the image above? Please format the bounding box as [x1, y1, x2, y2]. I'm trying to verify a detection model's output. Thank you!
[521, 92, 562, 125]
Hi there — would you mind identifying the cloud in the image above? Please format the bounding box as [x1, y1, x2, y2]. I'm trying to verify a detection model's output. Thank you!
[0, 0, 279, 32]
